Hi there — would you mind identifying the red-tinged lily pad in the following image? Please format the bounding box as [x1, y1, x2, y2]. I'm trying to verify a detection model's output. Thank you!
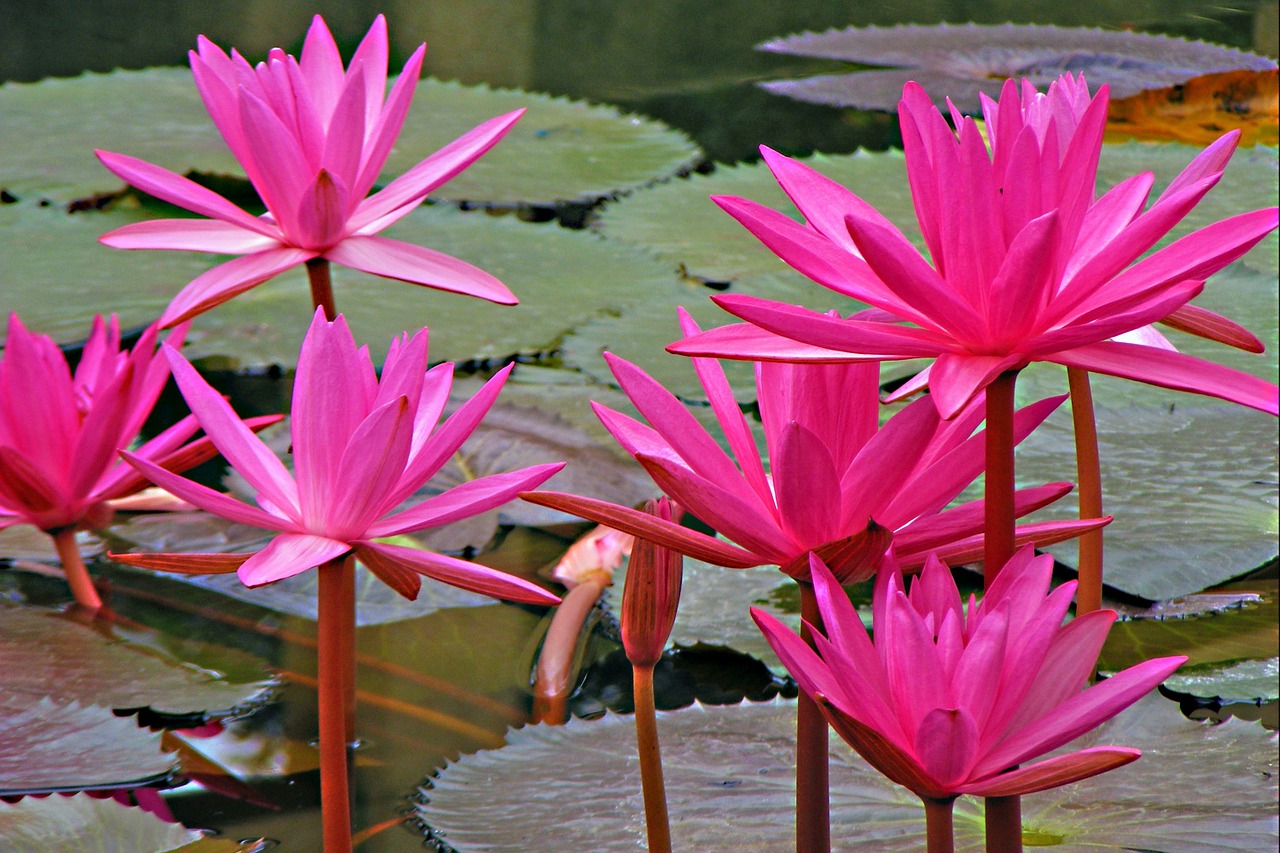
[0, 696, 176, 796]
[415, 692, 1277, 851]
[756, 23, 1277, 113]
[0, 794, 201, 853]
[0, 603, 274, 719]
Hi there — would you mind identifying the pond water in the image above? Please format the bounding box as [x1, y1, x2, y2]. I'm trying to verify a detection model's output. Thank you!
[0, 1, 1277, 851]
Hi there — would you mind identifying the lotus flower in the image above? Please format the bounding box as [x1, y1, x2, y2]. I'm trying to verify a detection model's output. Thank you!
[523, 310, 1105, 582]
[113, 308, 562, 604]
[753, 549, 1185, 803]
[672, 74, 1279, 418]
[0, 314, 277, 607]
[96, 15, 522, 327]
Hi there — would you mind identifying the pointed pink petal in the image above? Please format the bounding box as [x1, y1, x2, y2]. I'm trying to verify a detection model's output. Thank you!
[915, 708, 979, 788]
[99, 219, 280, 253]
[518, 491, 763, 568]
[236, 90, 312, 236]
[159, 247, 316, 326]
[355, 541, 559, 605]
[319, 62, 367, 191]
[773, 422, 843, 547]
[329, 396, 415, 533]
[237, 533, 351, 586]
[838, 394, 940, 528]
[298, 15, 345, 119]
[324, 235, 516, 304]
[353, 45, 426, 201]
[348, 15, 389, 127]
[1047, 342, 1279, 415]
[94, 151, 276, 238]
[928, 353, 1026, 419]
[368, 462, 564, 537]
[667, 321, 893, 363]
[1161, 303, 1264, 353]
[962, 747, 1140, 797]
[119, 450, 290, 531]
[751, 606, 854, 712]
[0, 448, 66, 520]
[108, 551, 251, 574]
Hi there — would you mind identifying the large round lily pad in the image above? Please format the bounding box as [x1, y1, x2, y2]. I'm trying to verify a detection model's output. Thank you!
[0, 696, 176, 796]
[415, 692, 1277, 851]
[0, 603, 275, 718]
[0, 794, 201, 853]
[0, 68, 700, 208]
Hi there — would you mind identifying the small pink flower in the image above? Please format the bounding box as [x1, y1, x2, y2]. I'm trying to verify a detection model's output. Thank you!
[114, 309, 562, 605]
[96, 15, 522, 327]
[673, 74, 1278, 417]
[753, 549, 1185, 800]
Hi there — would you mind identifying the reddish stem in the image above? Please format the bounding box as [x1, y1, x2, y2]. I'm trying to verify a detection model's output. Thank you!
[632, 663, 672, 853]
[531, 577, 608, 724]
[924, 797, 956, 853]
[338, 557, 357, 744]
[796, 580, 830, 853]
[983, 371, 1018, 584]
[318, 557, 353, 853]
[985, 796, 1023, 853]
[52, 527, 102, 610]
[1068, 367, 1104, 616]
[307, 257, 338, 321]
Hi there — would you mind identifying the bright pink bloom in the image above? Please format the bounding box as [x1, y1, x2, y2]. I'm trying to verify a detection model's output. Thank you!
[753, 549, 1185, 800]
[672, 74, 1279, 418]
[96, 15, 522, 327]
[0, 314, 256, 533]
[523, 310, 1105, 582]
[114, 309, 562, 605]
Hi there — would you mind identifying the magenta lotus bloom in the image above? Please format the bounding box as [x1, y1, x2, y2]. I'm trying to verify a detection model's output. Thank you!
[753, 548, 1185, 804]
[672, 74, 1279, 418]
[114, 309, 562, 605]
[96, 15, 522, 327]
[524, 310, 1104, 582]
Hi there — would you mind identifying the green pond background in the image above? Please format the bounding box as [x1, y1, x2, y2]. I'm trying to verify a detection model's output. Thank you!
[0, 1, 1277, 851]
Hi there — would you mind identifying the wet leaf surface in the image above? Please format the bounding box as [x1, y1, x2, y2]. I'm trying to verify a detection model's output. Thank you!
[0, 696, 176, 796]
[415, 692, 1277, 851]
[0, 602, 275, 719]
[1106, 69, 1279, 147]
[757, 23, 1277, 112]
[0, 794, 201, 853]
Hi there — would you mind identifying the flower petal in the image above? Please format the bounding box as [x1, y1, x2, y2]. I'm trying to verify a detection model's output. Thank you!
[355, 540, 559, 605]
[159, 247, 317, 327]
[324, 235, 516, 304]
[368, 462, 564, 538]
[237, 533, 351, 586]
[100, 219, 282, 254]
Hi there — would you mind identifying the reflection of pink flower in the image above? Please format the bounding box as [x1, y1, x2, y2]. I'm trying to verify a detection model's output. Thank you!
[673, 74, 1279, 418]
[0, 314, 217, 533]
[524, 310, 1105, 582]
[754, 549, 1184, 800]
[96, 15, 522, 327]
[115, 309, 562, 604]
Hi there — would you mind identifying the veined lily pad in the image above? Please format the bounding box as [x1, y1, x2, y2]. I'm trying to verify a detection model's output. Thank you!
[0, 68, 700, 208]
[0, 696, 176, 796]
[756, 23, 1277, 113]
[0, 794, 201, 853]
[415, 692, 1277, 851]
[0, 603, 274, 718]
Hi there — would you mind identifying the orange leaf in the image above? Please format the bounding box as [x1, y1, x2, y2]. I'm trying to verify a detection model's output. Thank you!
[1105, 68, 1279, 146]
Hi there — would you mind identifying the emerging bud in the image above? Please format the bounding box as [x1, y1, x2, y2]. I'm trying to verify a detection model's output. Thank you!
[621, 498, 684, 669]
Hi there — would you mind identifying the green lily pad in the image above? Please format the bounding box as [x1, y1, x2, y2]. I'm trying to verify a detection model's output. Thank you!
[415, 692, 1277, 851]
[1164, 657, 1280, 704]
[0, 794, 201, 853]
[390, 80, 702, 207]
[0, 527, 103, 564]
[0, 602, 274, 718]
[0, 696, 176, 796]
[0, 68, 700, 208]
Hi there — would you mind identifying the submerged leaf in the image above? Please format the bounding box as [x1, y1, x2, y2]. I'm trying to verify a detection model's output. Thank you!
[0, 794, 199, 853]
[757, 23, 1276, 112]
[1106, 69, 1279, 147]
[415, 692, 1277, 851]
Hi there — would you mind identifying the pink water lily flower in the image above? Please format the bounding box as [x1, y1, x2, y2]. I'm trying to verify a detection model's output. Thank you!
[672, 74, 1279, 418]
[753, 549, 1185, 802]
[96, 15, 522, 327]
[523, 310, 1105, 582]
[114, 309, 562, 604]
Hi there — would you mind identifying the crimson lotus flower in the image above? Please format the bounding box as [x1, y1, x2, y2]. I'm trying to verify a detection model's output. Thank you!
[96, 15, 522, 327]
[113, 309, 562, 604]
[753, 550, 1184, 834]
[0, 314, 280, 608]
[671, 74, 1279, 418]
[523, 311, 1105, 582]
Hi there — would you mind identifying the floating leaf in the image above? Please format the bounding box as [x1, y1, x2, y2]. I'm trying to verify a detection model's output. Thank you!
[1165, 657, 1280, 704]
[757, 23, 1277, 113]
[0, 696, 175, 796]
[415, 692, 1277, 851]
[0, 68, 699, 208]
[1106, 69, 1279, 147]
[0, 794, 200, 853]
[0, 603, 274, 718]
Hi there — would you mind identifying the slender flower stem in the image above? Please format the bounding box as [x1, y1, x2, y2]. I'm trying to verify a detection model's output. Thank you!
[306, 258, 338, 321]
[318, 557, 354, 853]
[338, 557, 357, 744]
[983, 371, 1019, 582]
[796, 580, 830, 853]
[924, 797, 957, 853]
[1068, 367, 1104, 616]
[52, 527, 102, 610]
[532, 576, 608, 724]
[983, 371, 1023, 853]
[632, 663, 672, 853]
